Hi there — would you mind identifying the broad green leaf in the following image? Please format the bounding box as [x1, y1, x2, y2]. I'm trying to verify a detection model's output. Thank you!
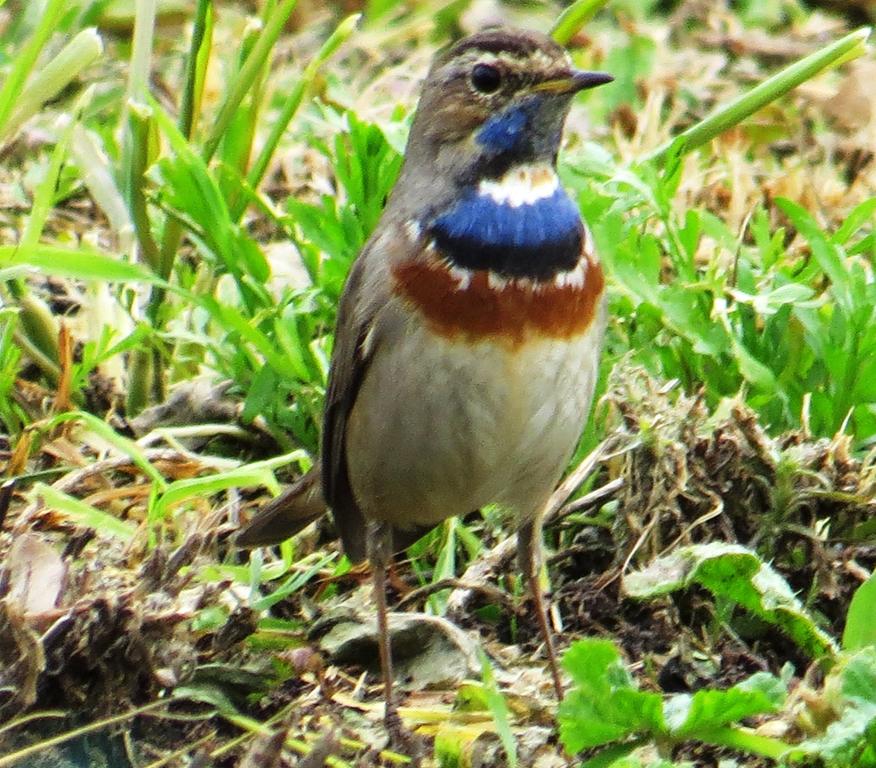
[559, 639, 664, 752]
[668, 672, 786, 736]
[842, 646, 876, 706]
[623, 543, 836, 658]
[601, 34, 656, 111]
[563, 638, 632, 691]
[844, 573, 876, 651]
[560, 689, 664, 752]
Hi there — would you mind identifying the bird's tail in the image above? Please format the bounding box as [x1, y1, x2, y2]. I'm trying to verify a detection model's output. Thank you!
[235, 466, 326, 548]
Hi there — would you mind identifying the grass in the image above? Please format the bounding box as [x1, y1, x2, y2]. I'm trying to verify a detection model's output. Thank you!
[0, 0, 875, 766]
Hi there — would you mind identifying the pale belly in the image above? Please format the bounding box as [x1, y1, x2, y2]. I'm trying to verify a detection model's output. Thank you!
[345, 310, 605, 530]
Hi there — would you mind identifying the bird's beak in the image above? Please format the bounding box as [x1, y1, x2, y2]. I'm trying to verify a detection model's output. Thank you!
[534, 69, 614, 95]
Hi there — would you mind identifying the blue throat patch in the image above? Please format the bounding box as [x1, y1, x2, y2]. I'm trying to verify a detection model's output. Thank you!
[428, 183, 583, 279]
[476, 104, 532, 155]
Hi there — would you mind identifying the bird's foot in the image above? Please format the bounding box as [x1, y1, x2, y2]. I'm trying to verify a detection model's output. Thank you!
[384, 706, 424, 766]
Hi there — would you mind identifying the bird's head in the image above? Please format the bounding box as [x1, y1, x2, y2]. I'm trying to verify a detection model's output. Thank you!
[400, 27, 612, 190]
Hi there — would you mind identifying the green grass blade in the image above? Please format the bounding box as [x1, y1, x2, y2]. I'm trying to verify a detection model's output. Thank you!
[151, 450, 305, 522]
[178, 0, 211, 140]
[478, 650, 517, 768]
[0, 244, 160, 283]
[31, 483, 137, 541]
[0, 0, 66, 143]
[126, 101, 161, 273]
[70, 125, 134, 242]
[126, 0, 157, 103]
[3, 28, 103, 143]
[21, 88, 93, 248]
[551, 0, 611, 46]
[251, 551, 337, 611]
[47, 411, 168, 491]
[153, 0, 213, 309]
[201, 0, 299, 162]
[243, 13, 360, 207]
[646, 27, 871, 165]
[123, 0, 160, 273]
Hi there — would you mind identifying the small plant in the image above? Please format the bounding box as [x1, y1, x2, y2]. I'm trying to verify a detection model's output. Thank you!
[558, 638, 791, 764]
[623, 543, 836, 658]
[562, 564, 876, 767]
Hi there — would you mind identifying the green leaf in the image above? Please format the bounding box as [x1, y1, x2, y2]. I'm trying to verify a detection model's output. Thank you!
[577, 742, 646, 768]
[833, 198, 876, 246]
[842, 647, 876, 706]
[563, 638, 630, 690]
[251, 550, 337, 611]
[623, 543, 836, 658]
[843, 573, 876, 651]
[551, 0, 612, 46]
[433, 722, 499, 768]
[200, 0, 300, 162]
[727, 332, 777, 390]
[667, 672, 786, 736]
[601, 34, 656, 111]
[558, 639, 665, 752]
[0, 0, 66, 141]
[730, 283, 816, 316]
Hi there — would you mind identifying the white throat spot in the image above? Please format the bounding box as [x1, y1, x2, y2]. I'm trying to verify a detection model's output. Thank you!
[552, 260, 587, 289]
[478, 164, 559, 208]
[447, 263, 473, 290]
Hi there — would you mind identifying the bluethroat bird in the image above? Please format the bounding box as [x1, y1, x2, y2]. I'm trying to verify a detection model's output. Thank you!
[238, 27, 612, 733]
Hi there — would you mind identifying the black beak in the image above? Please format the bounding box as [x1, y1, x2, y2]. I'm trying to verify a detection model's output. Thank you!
[568, 69, 615, 92]
[535, 69, 614, 95]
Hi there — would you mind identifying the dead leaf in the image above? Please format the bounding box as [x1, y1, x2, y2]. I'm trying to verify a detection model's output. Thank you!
[6, 532, 66, 621]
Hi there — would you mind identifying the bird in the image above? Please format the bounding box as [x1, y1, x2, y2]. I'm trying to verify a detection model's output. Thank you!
[237, 26, 612, 738]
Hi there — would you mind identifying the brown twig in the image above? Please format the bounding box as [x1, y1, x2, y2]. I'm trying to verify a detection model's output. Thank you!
[395, 577, 520, 613]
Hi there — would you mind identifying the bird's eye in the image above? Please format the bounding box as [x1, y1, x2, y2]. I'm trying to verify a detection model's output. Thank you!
[471, 63, 501, 94]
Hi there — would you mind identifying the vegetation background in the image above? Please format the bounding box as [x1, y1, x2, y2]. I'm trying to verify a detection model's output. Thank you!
[0, 0, 874, 766]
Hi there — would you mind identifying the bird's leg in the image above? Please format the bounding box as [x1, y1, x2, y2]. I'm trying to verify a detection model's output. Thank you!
[517, 518, 564, 700]
[368, 522, 424, 763]
[367, 521, 402, 735]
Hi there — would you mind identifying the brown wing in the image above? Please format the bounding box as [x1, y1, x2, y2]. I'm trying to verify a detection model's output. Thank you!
[321, 237, 393, 563]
